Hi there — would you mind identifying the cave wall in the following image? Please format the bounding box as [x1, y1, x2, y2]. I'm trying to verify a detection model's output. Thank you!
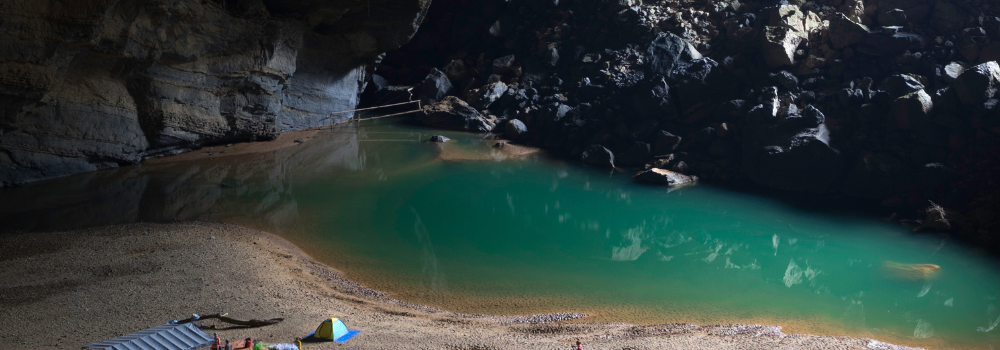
[0, 0, 430, 185]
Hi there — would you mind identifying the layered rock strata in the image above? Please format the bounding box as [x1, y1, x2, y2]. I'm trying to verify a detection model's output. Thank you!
[0, 0, 430, 185]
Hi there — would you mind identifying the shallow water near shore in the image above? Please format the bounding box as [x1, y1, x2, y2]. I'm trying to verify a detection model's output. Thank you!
[3, 121, 1000, 349]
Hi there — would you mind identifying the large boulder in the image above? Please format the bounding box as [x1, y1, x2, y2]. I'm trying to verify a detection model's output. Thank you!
[953, 61, 1000, 105]
[418, 96, 496, 132]
[635, 168, 698, 187]
[762, 26, 803, 67]
[880, 74, 926, 99]
[419, 68, 455, 103]
[581, 145, 615, 168]
[828, 14, 870, 49]
[504, 119, 528, 140]
[647, 32, 704, 77]
[468, 81, 509, 109]
[889, 90, 933, 130]
[930, 0, 965, 35]
[741, 92, 845, 192]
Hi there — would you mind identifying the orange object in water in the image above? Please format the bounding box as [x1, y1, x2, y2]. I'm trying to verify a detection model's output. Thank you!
[881, 261, 941, 281]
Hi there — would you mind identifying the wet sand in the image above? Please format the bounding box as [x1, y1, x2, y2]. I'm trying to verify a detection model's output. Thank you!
[0, 222, 923, 350]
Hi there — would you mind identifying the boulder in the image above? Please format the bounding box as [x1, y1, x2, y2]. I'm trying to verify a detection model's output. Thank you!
[768, 5, 807, 33]
[419, 68, 455, 103]
[880, 74, 925, 99]
[889, 90, 933, 130]
[418, 96, 496, 132]
[493, 55, 516, 75]
[953, 61, 1000, 105]
[504, 119, 528, 140]
[741, 96, 844, 192]
[828, 14, 870, 49]
[428, 135, 451, 142]
[581, 144, 615, 168]
[762, 26, 803, 67]
[443, 59, 470, 87]
[469, 81, 509, 109]
[942, 62, 967, 83]
[635, 168, 698, 186]
[654, 130, 683, 155]
[647, 32, 704, 77]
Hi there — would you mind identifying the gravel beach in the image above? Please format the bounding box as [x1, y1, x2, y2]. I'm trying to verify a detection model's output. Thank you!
[0, 222, 923, 350]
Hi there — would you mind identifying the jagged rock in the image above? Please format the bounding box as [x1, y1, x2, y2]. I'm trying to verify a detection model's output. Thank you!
[493, 55, 516, 75]
[647, 32, 704, 77]
[619, 142, 652, 167]
[880, 74, 925, 99]
[762, 26, 803, 67]
[418, 96, 496, 132]
[771, 71, 800, 92]
[504, 119, 528, 140]
[742, 94, 844, 192]
[633, 78, 678, 120]
[768, 5, 807, 32]
[942, 62, 968, 83]
[654, 131, 683, 155]
[856, 32, 925, 56]
[954, 61, 1000, 105]
[918, 202, 952, 231]
[829, 14, 870, 49]
[428, 135, 451, 142]
[469, 81, 509, 109]
[634, 168, 698, 186]
[419, 68, 455, 103]
[889, 90, 933, 130]
[581, 145, 615, 168]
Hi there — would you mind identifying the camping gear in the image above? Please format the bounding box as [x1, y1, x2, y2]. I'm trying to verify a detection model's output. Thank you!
[84, 323, 213, 350]
[304, 318, 360, 343]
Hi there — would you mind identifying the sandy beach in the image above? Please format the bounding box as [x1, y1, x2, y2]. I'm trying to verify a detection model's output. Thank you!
[0, 222, 923, 350]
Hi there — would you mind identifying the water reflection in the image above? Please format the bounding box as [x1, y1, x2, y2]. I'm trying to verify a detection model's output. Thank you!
[3, 122, 1000, 348]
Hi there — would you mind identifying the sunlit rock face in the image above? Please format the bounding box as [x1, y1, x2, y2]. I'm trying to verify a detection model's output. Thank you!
[0, 0, 430, 185]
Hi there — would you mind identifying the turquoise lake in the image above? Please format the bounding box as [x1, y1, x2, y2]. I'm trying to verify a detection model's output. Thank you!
[3, 121, 1000, 349]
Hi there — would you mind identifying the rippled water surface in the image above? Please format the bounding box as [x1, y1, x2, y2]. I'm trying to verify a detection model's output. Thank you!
[4, 122, 1000, 348]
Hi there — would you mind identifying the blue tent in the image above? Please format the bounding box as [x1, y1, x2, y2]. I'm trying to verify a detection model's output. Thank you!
[304, 318, 360, 343]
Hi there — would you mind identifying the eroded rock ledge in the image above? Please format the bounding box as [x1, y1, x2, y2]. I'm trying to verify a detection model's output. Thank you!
[0, 0, 430, 185]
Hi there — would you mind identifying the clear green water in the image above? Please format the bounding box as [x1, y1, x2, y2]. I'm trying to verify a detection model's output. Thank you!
[3, 121, 1000, 349]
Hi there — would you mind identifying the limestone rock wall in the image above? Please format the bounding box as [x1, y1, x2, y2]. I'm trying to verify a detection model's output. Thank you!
[0, 0, 430, 185]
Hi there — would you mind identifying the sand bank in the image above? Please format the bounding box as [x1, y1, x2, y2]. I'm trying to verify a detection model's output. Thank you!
[0, 222, 921, 350]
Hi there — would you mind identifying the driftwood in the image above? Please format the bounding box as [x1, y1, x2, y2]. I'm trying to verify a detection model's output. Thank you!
[179, 313, 284, 328]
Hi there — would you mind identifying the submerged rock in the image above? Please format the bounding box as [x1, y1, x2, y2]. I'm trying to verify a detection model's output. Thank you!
[428, 135, 451, 142]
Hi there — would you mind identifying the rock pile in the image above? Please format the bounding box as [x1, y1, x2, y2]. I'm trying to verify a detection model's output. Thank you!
[370, 0, 1000, 247]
